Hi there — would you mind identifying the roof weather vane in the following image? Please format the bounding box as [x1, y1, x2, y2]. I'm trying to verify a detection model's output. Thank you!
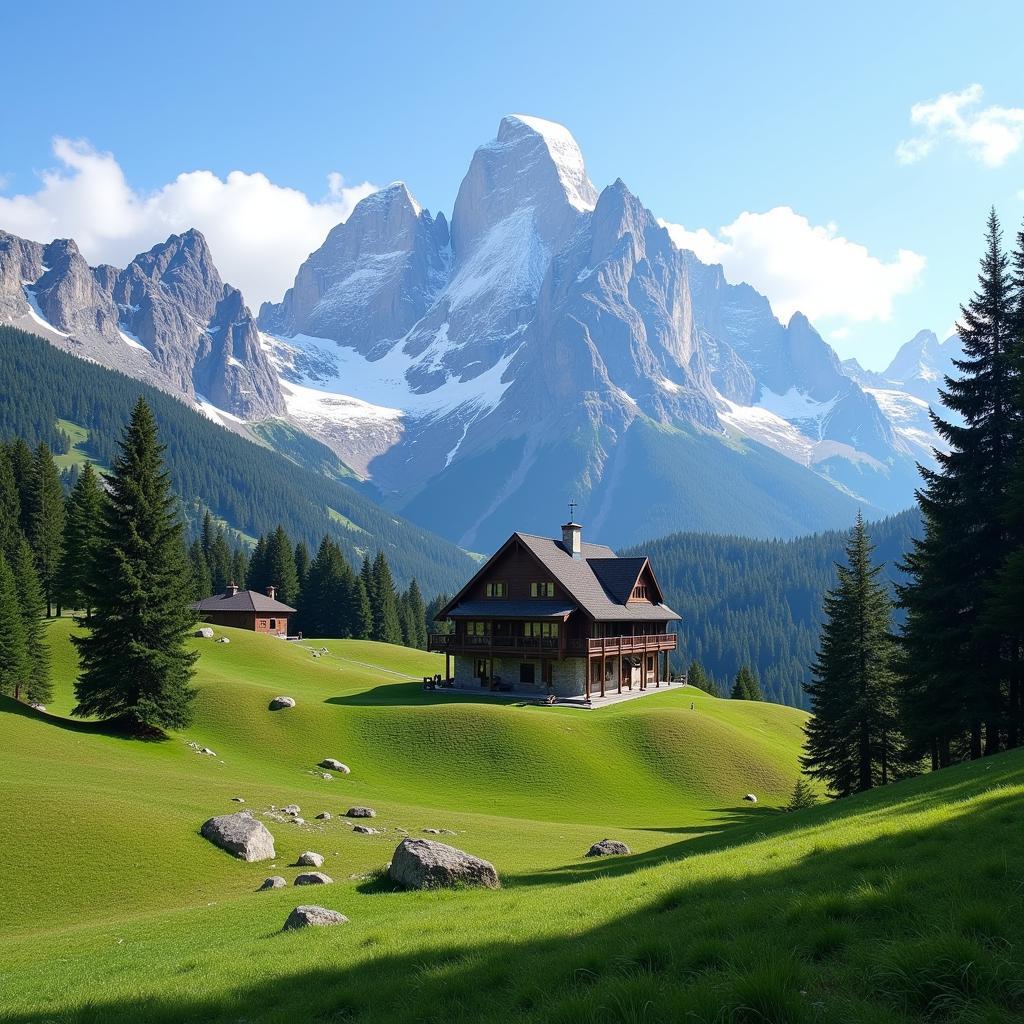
[568, 499, 577, 522]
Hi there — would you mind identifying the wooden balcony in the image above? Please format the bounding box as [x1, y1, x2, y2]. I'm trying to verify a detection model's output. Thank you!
[428, 632, 676, 658]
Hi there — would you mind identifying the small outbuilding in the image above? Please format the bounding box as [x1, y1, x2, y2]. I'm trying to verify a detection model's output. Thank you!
[194, 583, 295, 636]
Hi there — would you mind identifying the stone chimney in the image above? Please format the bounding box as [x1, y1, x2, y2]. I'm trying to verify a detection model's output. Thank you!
[226, 581, 239, 597]
[267, 584, 277, 601]
[561, 520, 582, 559]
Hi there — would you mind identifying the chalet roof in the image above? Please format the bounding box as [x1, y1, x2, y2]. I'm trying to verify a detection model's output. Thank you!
[439, 531, 680, 623]
[446, 600, 576, 619]
[194, 590, 296, 614]
[514, 534, 679, 622]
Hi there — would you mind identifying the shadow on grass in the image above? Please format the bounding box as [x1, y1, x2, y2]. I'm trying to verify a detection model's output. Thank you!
[0, 694, 167, 742]
[326, 682, 551, 710]
[6, 758, 1023, 1024]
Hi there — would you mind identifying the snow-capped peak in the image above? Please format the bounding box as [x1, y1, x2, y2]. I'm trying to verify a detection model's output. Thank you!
[502, 114, 597, 212]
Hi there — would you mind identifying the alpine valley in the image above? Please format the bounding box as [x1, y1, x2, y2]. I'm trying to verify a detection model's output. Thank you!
[0, 115, 959, 550]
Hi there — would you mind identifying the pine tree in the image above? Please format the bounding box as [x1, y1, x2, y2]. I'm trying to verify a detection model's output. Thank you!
[405, 578, 428, 649]
[785, 778, 818, 812]
[360, 557, 376, 635]
[901, 210, 1019, 760]
[72, 398, 198, 733]
[295, 540, 311, 590]
[424, 592, 451, 639]
[298, 537, 343, 637]
[804, 515, 903, 796]
[0, 446, 22, 562]
[6, 437, 35, 537]
[247, 535, 270, 594]
[13, 536, 51, 704]
[27, 442, 66, 617]
[58, 461, 105, 616]
[686, 659, 719, 697]
[188, 537, 213, 601]
[230, 547, 249, 590]
[731, 665, 762, 700]
[265, 524, 300, 606]
[208, 528, 233, 593]
[353, 576, 373, 640]
[370, 551, 402, 644]
[0, 551, 29, 699]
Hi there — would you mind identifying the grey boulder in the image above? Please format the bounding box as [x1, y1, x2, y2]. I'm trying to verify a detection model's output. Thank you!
[200, 811, 275, 862]
[586, 839, 630, 857]
[297, 851, 324, 867]
[315, 812, 332, 820]
[195, 627, 214, 638]
[294, 871, 334, 886]
[743, 794, 758, 803]
[282, 905, 348, 930]
[352, 825, 378, 834]
[318, 759, 350, 773]
[346, 807, 376, 818]
[259, 876, 286, 891]
[269, 696, 296, 710]
[388, 837, 499, 890]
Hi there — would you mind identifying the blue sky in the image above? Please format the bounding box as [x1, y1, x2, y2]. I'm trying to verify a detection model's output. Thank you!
[2, 1, 1022, 368]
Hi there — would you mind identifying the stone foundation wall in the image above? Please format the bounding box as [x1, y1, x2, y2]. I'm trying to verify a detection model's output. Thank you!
[451, 655, 587, 697]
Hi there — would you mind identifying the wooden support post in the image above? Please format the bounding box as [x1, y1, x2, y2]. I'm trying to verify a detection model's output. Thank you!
[601, 649, 606, 699]
[446, 652, 450, 682]
[654, 651, 660, 688]
[618, 652, 623, 694]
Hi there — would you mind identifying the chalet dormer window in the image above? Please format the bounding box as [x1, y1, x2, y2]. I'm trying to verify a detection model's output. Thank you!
[632, 584, 649, 600]
[530, 581, 555, 598]
[485, 582, 507, 598]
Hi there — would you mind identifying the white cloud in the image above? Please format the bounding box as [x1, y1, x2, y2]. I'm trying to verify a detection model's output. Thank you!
[896, 84, 1024, 168]
[660, 207, 925, 325]
[0, 138, 378, 306]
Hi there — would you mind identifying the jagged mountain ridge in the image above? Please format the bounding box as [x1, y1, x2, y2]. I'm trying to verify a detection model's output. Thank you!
[258, 114, 933, 548]
[0, 228, 282, 421]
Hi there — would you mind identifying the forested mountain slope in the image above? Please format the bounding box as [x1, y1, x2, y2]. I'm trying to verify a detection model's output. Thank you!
[628, 508, 921, 706]
[0, 325, 474, 594]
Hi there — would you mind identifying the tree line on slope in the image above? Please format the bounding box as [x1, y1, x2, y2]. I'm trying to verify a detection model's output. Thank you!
[188, 513, 436, 649]
[0, 325, 474, 596]
[805, 208, 1024, 797]
[624, 508, 919, 707]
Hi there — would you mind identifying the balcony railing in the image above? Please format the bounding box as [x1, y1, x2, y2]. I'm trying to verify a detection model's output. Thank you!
[428, 632, 677, 657]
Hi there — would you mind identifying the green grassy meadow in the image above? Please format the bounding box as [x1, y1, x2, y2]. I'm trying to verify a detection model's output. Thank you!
[1, 622, 1022, 1023]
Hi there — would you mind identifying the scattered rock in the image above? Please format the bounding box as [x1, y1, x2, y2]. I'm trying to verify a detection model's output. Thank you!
[395, 827, 409, 835]
[231, 796, 245, 803]
[269, 696, 296, 711]
[282, 905, 348, 930]
[199, 747, 217, 757]
[282, 805, 301, 816]
[346, 807, 376, 818]
[319, 772, 333, 781]
[297, 851, 324, 867]
[200, 811, 275, 862]
[195, 627, 214, 638]
[388, 838, 499, 890]
[259, 876, 286, 891]
[216, 637, 231, 644]
[352, 825, 378, 835]
[291, 817, 306, 825]
[422, 828, 441, 834]
[585, 839, 630, 857]
[315, 812, 331, 820]
[318, 759, 350, 774]
[294, 871, 334, 886]
[743, 794, 758, 803]
[29, 702, 46, 712]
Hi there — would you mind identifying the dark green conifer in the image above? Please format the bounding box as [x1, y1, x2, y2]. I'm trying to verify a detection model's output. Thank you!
[72, 398, 198, 733]
[27, 442, 66, 617]
[58, 462, 105, 616]
[13, 536, 51, 704]
[0, 551, 29, 699]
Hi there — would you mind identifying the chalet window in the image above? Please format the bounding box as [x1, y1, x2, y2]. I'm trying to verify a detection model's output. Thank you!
[530, 581, 555, 598]
[632, 584, 649, 600]
[474, 658, 487, 678]
[269, 618, 277, 630]
[523, 622, 559, 637]
[485, 582, 507, 598]
[466, 621, 487, 636]
[520, 663, 535, 684]
[647, 655, 654, 671]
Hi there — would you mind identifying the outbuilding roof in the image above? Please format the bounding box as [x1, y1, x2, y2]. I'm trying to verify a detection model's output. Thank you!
[194, 590, 296, 614]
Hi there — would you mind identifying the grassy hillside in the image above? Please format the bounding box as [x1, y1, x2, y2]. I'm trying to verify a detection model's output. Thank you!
[2, 623, 1022, 1023]
[0, 325, 475, 594]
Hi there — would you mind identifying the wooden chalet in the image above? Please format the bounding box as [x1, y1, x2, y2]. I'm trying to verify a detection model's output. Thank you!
[194, 583, 295, 636]
[429, 520, 680, 699]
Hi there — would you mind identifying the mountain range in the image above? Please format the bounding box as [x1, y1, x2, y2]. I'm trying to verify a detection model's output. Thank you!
[0, 114, 958, 551]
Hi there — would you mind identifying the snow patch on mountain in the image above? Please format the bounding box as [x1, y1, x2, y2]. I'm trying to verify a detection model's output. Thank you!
[23, 285, 70, 337]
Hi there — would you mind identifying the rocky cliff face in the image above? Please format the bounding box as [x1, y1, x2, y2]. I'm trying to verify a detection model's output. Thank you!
[0, 228, 283, 420]
[260, 115, 928, 548]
